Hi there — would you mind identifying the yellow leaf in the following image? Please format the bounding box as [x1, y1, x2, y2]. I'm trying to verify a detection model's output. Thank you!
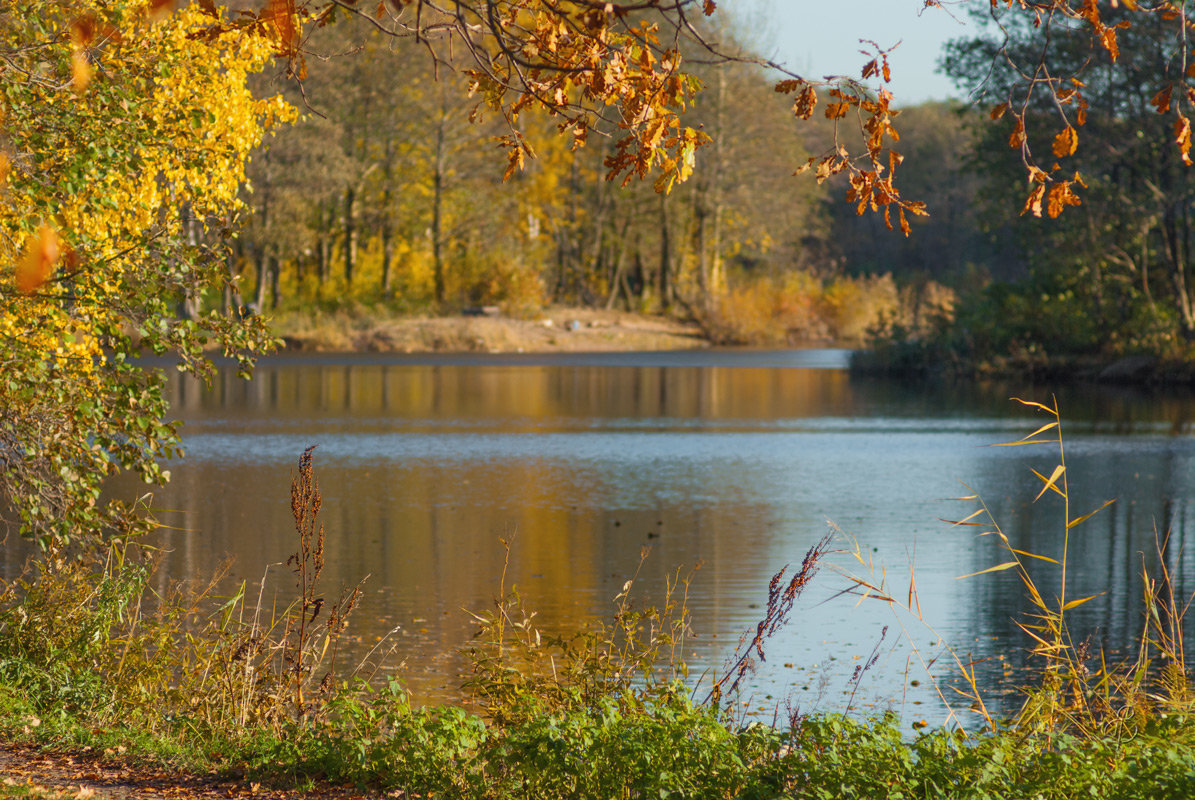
[15, 225, 60, 294]
[146, 0, 175, 22]
[956, 561, 1019, 580]
[71, 48, 92, 93]
[1032, 465, 1066, 502]
[1052, 126, 1078, 157]
[1024, 421, 1058, 440]
[1008, 117, 1026, 149]
[1008, 548, 1059, 564]
[1068, 499, 1115, 529]
[1176, 115, 1193, 165]
[1152, 85, 1174, 113]
[1062, 594, 1102, 611]
[940, 508, 987, 527]
[1012, 397, 1057, 414]
[1021, 183, 1045, 217]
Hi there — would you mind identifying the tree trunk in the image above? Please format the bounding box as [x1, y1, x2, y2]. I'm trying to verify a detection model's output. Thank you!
[254, 246, 268, 312]
[432, 102, 447, 306]
[658, 193, 672, 311]
[1162, 203, 1195, 338]
[269, 254, 281, 310]
[343, 185, 358, 289]
[381, 139, 395, 295]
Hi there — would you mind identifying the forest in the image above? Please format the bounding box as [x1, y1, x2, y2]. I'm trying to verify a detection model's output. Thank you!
[5, 3, 1195, 798]
[221, 1, 1195, 379]
[232, 15, 971, 347]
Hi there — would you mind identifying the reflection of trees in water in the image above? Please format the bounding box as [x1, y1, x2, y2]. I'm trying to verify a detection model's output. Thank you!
[142, 456, 779, 706]
[22, 361, 1193, 713]
[163, 360, 858, 425]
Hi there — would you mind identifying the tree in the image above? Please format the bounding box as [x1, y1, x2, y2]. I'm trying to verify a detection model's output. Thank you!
[0, 3, 290, 545]
[201, 0, 930, 230]
[944, 2, 1195, 347]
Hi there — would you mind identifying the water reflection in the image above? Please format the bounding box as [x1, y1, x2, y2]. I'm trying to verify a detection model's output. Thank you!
[5, 351, 1195, 726]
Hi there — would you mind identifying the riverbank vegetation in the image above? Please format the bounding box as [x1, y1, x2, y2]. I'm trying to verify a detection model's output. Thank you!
[2, 409, 1195, 797]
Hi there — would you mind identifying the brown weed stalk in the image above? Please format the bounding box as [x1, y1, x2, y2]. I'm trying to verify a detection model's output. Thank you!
[704, 532, 833, 705]
[280, 446, 364, 722]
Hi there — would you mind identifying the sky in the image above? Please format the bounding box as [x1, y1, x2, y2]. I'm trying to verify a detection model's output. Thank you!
[722, 0, 977, 105]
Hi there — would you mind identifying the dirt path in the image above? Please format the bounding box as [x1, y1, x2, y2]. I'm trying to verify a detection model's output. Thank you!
[0, 745, 364, 800]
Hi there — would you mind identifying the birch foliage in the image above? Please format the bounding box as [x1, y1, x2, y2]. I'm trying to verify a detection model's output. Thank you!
[0, 3, 292, 545]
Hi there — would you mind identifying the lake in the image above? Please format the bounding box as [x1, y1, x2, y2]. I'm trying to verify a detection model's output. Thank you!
[12, 349, 1195, 727]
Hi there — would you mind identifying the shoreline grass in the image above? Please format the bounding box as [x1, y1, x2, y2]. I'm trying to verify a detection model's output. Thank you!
[2, 409, 1194, 797]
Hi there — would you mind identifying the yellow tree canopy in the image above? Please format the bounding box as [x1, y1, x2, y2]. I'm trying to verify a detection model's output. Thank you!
[0, 2, 291, 544]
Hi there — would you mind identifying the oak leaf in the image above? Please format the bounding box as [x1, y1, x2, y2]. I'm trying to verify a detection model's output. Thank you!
[1176, 115, 1193, 165]
[1052, 126, 1078, 157]
[1151, 85, 1173, 113]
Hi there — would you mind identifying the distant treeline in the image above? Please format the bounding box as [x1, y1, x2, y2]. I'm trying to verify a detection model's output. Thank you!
[237, 6, 1195, 359]
[231, 21, 1006, 343]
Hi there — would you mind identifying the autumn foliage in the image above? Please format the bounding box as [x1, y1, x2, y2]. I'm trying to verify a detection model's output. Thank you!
[0, 3, 290, 543]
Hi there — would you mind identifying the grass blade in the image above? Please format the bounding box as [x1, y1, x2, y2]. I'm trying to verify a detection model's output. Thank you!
[1062, 593, 1103, 611]
[1012, 397, 1058, 414]
[1032, 465, 1066, 501]
[940, 508, 987, 527]
[1008, 547, 1059, 564]
[1068, 499, 1115, 529]
[956, 561, 1020, 580]
[991, 439, 1056, 447]
[1024, 421, 1059, 440]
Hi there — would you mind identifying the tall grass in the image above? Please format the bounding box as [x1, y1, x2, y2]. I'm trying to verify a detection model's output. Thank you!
[0, 407, 1193, 797]
[949, 397, 1193, 736]
[833, 396, 1194, 738]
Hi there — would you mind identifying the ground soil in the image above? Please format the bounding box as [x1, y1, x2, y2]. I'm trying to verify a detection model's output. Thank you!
[0, 744, 365, 800]
[279, 307, 711, 353]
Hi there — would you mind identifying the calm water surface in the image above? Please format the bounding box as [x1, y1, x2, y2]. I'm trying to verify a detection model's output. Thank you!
[16, 349, 1195, 726]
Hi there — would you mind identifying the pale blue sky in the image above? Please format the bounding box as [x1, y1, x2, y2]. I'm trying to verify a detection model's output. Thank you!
[722, 0, 977, 104]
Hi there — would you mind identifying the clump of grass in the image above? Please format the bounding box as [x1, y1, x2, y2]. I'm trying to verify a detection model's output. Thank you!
[948, 397, 1194, 736]
[0, 448, 370, 740]
[835, 396, 1195, 738]
[462, 541, 699, 724]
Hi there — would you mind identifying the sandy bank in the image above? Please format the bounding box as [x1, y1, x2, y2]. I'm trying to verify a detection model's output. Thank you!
[277, 308, 710, 354]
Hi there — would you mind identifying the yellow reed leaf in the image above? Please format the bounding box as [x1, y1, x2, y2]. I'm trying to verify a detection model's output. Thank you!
[1062, 593, 1103, 611]
[1012, 397, 1058, 414]
[1008, 547, 1059, 564]
[1024, 421, 1059, 440]
[940, 508, 986, 527]
[1068, 499, 1115, 529]
[991, 439, 1055, 447]
[1032, 465, 1066, 502]
[956, 561, 1019, 580]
